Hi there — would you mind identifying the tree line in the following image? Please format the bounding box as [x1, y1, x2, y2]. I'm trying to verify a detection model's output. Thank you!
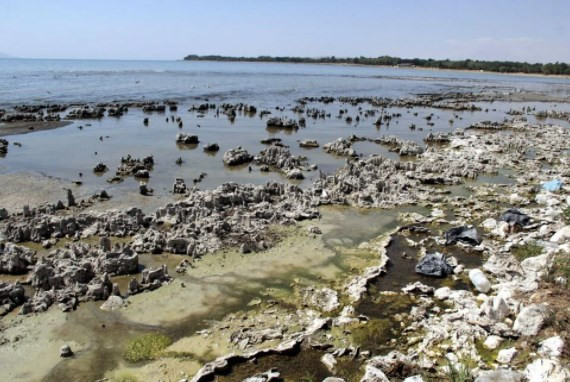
[183, 54, 570, 75]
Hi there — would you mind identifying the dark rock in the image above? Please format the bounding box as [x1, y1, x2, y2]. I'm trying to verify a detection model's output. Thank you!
[415, 253, 453, 277]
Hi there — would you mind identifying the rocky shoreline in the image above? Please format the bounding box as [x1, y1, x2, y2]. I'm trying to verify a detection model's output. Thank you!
[1, 91, 570, 381]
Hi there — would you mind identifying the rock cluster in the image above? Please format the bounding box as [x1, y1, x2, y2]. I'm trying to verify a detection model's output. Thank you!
[266, 116, 298, 129]
[323, 138, 357, 157]
[254, 146, 307, 179]
[372, 136, 425, 156]
[131, 182, 318, 257]
[116, 154, 154, 177]
[0, 243, 37, 274]
[65, 107, 105, 119]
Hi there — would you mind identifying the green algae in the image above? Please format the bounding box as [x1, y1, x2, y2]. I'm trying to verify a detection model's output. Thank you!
[123, 333, 173, 363]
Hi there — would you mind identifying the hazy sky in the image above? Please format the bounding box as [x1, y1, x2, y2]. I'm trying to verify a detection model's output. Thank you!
[1, 0, 569, 62]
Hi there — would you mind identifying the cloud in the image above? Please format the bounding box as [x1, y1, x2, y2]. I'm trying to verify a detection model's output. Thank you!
[443, 37, 570, 63]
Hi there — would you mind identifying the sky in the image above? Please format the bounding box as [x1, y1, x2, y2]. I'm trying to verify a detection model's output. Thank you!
[1, 0, 569, 63]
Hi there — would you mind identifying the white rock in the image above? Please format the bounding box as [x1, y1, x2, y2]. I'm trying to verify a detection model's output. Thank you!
[538, 336, 565, 358]
[492, 221, 510, 238]
[403, 376, 424, 382]
[469, 269, 491, 293]
[323, 378, 346, 382]
[321, 353, 337, 372]
[434, 286, 451, 300]
[520, 254, 550, 278]
[431, 208, 445, 218]
[558, 243, 570, 254]
[550, 226, 570, 244]
[360, 365, 390, 382]
[535, 193, 560, 206]
[474, 369, 524, 382]
[483, 335, 504, 350]
[509, 194, 525, 204]
[497, 347, 517, 364]
[525, 358, 570, 382]
[513, 304, 548, 336]
[482, 218, 498, 230]
[100, 295, 126, 311]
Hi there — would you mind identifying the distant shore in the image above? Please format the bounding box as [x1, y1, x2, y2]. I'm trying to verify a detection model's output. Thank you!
[183, 55, 570, 79]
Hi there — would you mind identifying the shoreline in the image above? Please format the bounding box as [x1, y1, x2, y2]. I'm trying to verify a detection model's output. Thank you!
[0, 120, 72, 137]
[182, 58, 570, 80]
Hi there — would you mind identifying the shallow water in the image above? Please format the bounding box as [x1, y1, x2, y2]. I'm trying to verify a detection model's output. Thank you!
[27, 204, 420, 382]
[2, 59, 570, 107]
[1, 98, 565, 209]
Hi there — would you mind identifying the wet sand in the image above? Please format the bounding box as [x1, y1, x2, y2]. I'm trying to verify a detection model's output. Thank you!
[0, 121, 72, 137]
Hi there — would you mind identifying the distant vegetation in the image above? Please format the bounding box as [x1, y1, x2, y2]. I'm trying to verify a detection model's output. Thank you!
[183, 54, 570, 75]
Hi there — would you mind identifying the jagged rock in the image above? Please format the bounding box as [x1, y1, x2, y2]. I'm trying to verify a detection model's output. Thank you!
[286, 169, 304, 179]
[497, 347, 518, 363]
[117, 154, 154, 177]
[95, 246, 139, 275]
[0, 139, 8, 154]
[538, 336, 565, 358]
[360, 364, 390, 382]
[524, 359, 570, 382]
[308, 226, 322, 234]
[176, 133, 199, 144]
[0, 282, 26, 316]
[100, 295, 126, 311]
[483, 335, 504, 350]
[203, 143, 220, 152]
[266, 116, 298, 129]
[254, 146, 307, 176]
[173, 178, 187, 194]
[513, 304, 548, 336]
[93, 162, 108, 173]
[402, 282, 435, 295]
[0, 243, 36, 274]
[66, 189, 76, 207]
[140, 184, 153, 195]
[65, 107, 104, 119]
[415, 253, 453, 277]
[550, 226, 570, 244]
[242, 368, 281, 382]
[299, 139, 319, 148]
[323, 138, 357, 157]
[223, 147, 253, 166]
[321, 353, 337, 372]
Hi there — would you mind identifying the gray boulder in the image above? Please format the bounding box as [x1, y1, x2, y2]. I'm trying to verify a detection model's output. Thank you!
[415, 253, 453, 277]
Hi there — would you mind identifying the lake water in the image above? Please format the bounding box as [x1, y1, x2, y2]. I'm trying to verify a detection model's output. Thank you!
[2, 58, 570, 107]
[1, 59, 570, 210]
